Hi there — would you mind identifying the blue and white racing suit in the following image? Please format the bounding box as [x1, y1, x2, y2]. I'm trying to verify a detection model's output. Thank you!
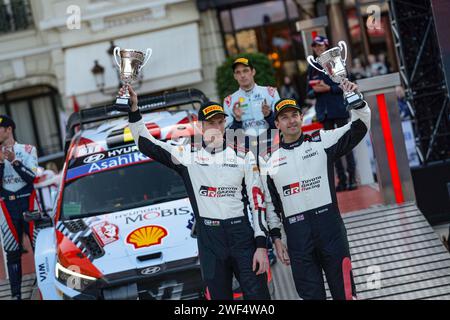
[223, 84, 280, 137]
[0, 143, 39, 298]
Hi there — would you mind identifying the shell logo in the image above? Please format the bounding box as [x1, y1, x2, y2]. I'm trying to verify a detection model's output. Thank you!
[126, 225, 168, 249]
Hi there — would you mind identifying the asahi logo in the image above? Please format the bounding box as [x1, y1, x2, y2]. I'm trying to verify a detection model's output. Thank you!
[83, 153, 105, 163]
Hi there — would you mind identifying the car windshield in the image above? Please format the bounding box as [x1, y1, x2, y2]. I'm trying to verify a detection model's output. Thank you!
[61, 161, 188, 220]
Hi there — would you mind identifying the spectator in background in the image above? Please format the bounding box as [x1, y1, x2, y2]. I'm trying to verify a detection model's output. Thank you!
[378, 53, 391, 74]
[366, 54, 388, 77]
[281, 76, 300, 101]
[351, 58, 367, 80]
[307, 36, 358, 191]
[396, 86, 412, 120]
[0, 115, 39, 300]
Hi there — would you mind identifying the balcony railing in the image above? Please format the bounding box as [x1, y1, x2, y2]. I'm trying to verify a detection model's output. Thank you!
[0, 0, 34, 34]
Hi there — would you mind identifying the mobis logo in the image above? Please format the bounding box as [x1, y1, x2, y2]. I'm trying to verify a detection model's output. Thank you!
[283, 182, 300, 197]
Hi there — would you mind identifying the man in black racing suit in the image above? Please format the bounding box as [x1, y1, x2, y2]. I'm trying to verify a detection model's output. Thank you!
[121, 85, 271, 300]
[261, 80, 371, 300]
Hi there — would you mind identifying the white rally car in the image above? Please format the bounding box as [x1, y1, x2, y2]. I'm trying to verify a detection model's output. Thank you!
[33, 90, 273, 300]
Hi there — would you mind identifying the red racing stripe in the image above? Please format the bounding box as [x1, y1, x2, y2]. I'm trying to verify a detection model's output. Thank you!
[0, 200, 19, 243]
[342, 257, 354, 300]
[376, 94, 405, 204]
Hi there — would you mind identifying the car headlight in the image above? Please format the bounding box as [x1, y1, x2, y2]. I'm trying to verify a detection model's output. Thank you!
[55, 262, 97, 292]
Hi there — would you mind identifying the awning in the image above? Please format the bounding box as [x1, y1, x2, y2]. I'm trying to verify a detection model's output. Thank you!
[196, 0, 261, 11]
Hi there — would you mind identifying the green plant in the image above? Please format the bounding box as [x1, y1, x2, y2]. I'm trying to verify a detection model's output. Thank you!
[216, 52, 277, 101]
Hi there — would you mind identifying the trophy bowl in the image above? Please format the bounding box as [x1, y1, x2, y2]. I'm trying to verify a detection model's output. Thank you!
[307, 40, 365, 111]
[113, 47, 152, 112]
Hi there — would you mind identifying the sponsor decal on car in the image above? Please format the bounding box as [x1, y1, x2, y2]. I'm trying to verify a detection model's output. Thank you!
[186, 212, 195, 231]
[83, 153, 105, 163]
[140, 265, 162, 275]
[126, 225, 168, 249]
[92, 221, 119, 246]
[66, 151, 150, 181]
[38, 257, 50, 282]
[115, 206, 191, 225]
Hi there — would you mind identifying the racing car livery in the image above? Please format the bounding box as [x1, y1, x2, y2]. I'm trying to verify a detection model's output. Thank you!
[34, 92, 273, 300]
[34, 109, 204, 300]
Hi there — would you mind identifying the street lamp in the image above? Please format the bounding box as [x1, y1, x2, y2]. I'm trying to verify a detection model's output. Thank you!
[91, 60, 105, 93]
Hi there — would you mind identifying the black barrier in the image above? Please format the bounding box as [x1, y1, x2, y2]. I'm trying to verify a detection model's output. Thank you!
[411, 160, 450, 225]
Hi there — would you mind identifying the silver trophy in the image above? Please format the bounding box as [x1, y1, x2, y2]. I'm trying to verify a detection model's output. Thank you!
[113, 47, 152, 112]
[307, 41, 364, 111]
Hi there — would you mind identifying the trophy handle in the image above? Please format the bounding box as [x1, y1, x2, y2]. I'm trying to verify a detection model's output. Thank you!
[307, 55, 325, 73]
[140, 48, 153, 71]
[113, 47, 121, 68]
[338, 41, 347, 66]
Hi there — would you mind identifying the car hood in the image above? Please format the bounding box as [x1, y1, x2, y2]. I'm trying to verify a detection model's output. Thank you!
[56, 197, 198, 276]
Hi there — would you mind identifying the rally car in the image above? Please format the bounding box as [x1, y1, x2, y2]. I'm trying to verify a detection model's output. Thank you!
[32, 89, 274, 300]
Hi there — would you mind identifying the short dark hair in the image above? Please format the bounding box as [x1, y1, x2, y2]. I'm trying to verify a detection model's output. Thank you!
[0, 115, 16, 131]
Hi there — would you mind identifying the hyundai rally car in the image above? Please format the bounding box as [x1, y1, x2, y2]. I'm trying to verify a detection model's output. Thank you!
[33, 90, 273, 300]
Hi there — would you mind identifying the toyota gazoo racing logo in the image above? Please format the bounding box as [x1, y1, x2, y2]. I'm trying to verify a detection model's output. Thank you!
[83, 153, 105, 163]
[283, 182, 300, 197]
[141, 265, 162, 275]
[199, 186, 217, 197]
[199, 186, 238, 198]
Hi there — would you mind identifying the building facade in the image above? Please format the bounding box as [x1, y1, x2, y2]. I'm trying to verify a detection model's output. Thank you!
[0, 0, 397, 164]
[0, 0, 225, 163]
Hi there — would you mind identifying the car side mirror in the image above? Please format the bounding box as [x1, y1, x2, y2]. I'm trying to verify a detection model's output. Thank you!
[23, 210, 53, 228]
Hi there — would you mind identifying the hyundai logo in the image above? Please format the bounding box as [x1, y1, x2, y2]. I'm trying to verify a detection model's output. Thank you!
[83, 153, 105, 163]
[141, 266, 161, 275]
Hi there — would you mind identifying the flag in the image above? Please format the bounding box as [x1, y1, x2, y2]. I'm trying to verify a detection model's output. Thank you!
[72, 95, 80, 113]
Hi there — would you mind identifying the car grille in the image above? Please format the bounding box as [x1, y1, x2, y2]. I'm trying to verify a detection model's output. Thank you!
[63, 219, 87, 233]
[137, 269, 204, 300]
[79, 233, 105, 259]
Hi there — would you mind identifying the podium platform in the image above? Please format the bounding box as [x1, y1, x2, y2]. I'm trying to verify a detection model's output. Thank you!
[272, 202, 450, 300]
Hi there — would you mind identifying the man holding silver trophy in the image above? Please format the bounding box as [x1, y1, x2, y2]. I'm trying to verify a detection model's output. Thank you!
[260, 78, 370, 300]
[307, 36, 360, 192]
[114, 43, 272, 301]
[120, 84, 271, 300]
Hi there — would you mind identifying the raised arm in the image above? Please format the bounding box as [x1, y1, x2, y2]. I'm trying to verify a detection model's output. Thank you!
[125, 85, 185, 171]
[319, 80, 371, 159]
